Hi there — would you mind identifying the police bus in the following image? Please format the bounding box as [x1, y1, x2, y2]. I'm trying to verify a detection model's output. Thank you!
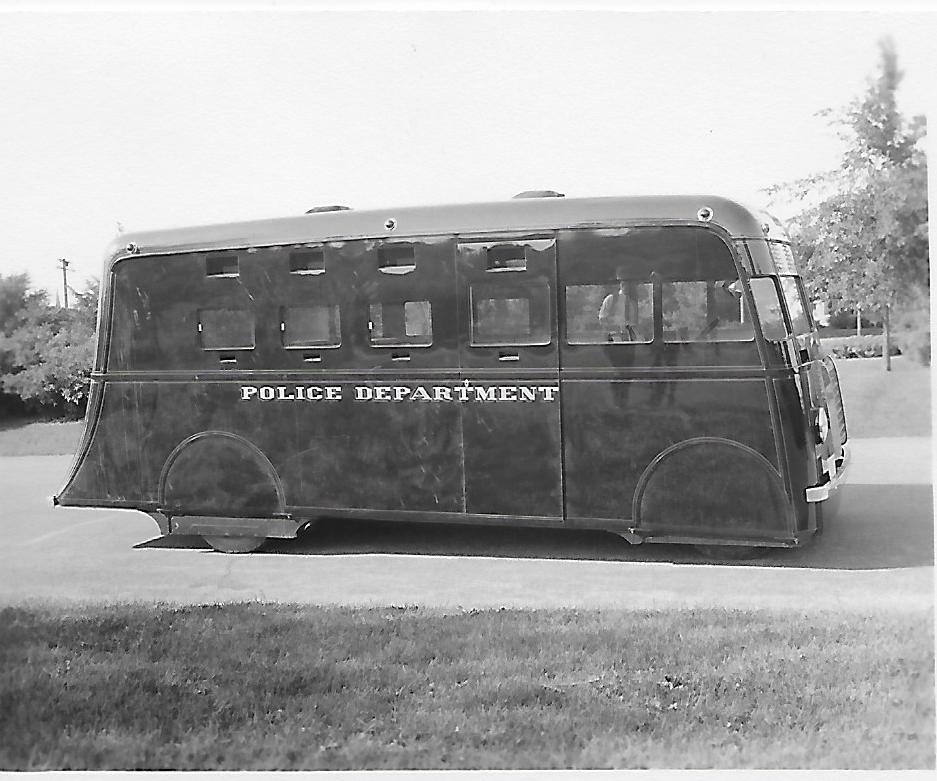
[55, 192, 849, 555]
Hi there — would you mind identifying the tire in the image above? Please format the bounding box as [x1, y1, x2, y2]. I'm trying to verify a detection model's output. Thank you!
[203, 535, 267, 554]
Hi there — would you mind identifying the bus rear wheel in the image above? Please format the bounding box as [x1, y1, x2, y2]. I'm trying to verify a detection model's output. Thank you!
[203, 535, 267, 554]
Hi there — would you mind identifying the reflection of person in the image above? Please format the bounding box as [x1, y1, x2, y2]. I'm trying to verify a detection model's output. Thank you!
[715, 280, 743, 320]
[697, 280, 744, 339]
[599, 280, 639, 341]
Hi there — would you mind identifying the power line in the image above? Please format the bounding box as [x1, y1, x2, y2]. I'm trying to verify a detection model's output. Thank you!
[57, 258, 70, 309]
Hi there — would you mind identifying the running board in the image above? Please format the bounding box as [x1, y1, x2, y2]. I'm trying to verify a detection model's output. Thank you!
[168, 515, 301, 539]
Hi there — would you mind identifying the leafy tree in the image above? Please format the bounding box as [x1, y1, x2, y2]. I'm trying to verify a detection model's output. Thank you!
[70, 277, 100, 332]
[773, 38, 928, 369]
[0, 277, 98, 415]
[0, 273, 46, 337]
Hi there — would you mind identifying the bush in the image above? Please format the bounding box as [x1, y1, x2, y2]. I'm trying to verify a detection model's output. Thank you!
[828, 309, 881, 330]
[820, 334, 902, 359]
[1, 328, 94, 414]
[0, 308, 95, 416]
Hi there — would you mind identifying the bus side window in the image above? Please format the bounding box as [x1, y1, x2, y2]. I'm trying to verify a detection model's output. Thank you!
[662, 280, 753, 342]
[198, 308, 255, 350]
[470, 281, 551, 346]
[282, 304, 341, 348]
[779, 276, 812, 335]
[369, 300, 432, 347]
[748, 277, 788, 341]
[567, 281, 653, 344]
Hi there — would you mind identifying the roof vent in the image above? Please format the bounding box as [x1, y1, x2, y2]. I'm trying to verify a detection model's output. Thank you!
[512, 190, 565, 199]
[305, 205, 352, 214]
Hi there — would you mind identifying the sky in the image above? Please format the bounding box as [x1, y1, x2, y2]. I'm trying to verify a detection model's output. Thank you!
[1, 7, 934, 299]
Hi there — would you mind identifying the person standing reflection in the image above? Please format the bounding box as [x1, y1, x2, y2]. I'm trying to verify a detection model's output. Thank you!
[599, 279, 642, 342]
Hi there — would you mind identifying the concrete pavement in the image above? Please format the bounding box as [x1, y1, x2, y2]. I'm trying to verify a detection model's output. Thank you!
[0, 438, 931, 612]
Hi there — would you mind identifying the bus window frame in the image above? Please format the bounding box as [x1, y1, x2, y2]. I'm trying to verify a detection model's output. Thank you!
[747, 276, 790, 343]
[197, 307, 256, 351]
[557, 225, 760, 364]
[659, 278, 754, 345]
[279, 303, 342, 350]
[457, 235, 558, 362]
[355, 237, 458, 369]
[368, 299, 435, 348]
[566, 280, 655, 345]
[778, 275, 815, 336]
[468, 279, 553, 348]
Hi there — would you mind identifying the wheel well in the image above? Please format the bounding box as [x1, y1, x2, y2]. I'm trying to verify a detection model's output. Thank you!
[158, 431, 285, 517]
[632, 436, 794, 537]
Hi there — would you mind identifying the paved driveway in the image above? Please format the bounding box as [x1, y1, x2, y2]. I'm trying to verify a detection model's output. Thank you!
[0, 438, 931, 612]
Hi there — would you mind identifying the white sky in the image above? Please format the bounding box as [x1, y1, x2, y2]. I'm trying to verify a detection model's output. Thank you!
[1, 7, 934, 297]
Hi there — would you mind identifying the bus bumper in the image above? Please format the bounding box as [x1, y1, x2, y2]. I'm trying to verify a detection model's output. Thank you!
[805, 443, 850, 503]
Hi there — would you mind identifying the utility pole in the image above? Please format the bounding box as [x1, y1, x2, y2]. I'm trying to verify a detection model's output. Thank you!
[58, 258, 70, 309]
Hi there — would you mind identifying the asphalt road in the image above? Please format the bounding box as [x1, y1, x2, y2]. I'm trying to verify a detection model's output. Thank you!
[0, 437, 932, 612]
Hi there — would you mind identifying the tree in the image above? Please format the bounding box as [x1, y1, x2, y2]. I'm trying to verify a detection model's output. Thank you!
[0, 277, 98, 415]
[774, 38, 928, 370]
[0, 273, 46, 336]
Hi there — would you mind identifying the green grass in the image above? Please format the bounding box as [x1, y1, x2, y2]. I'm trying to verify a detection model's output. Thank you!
[834, 355, 931, 438]
[0, 418, 83, 456]
[0, 604, 932, 770]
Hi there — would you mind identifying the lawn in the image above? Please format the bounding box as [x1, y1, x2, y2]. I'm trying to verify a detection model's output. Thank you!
[833, 355, 931, 438]
[0, 604, 932, 770]
[0, 418, 83, 457]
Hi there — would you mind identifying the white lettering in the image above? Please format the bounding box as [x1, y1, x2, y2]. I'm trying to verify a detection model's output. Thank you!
[242, 383, 558, 403]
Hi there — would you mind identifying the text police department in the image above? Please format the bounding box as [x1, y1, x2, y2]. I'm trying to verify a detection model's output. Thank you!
[240, 384, 560, 402]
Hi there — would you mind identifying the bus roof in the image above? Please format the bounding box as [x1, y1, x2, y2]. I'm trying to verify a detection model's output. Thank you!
[105, 194, 784, 267]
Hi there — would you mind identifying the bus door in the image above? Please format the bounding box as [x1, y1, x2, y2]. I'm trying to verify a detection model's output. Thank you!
[455, 236, 563, 521]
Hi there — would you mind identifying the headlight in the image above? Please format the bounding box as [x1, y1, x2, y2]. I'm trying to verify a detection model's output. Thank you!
[814, 407, 829, 444]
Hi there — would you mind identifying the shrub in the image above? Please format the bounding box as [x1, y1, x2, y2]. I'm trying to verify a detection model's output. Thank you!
[0, 310, 95, 416]
[820, 334, 902, 359]
[828, 309, 881, 331]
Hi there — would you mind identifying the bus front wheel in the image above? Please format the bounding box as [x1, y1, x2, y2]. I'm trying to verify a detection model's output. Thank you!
[203, 535, 267, 554]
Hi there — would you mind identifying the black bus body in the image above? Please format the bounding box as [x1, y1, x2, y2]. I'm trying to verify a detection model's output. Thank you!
[55, 194, 849, 553]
